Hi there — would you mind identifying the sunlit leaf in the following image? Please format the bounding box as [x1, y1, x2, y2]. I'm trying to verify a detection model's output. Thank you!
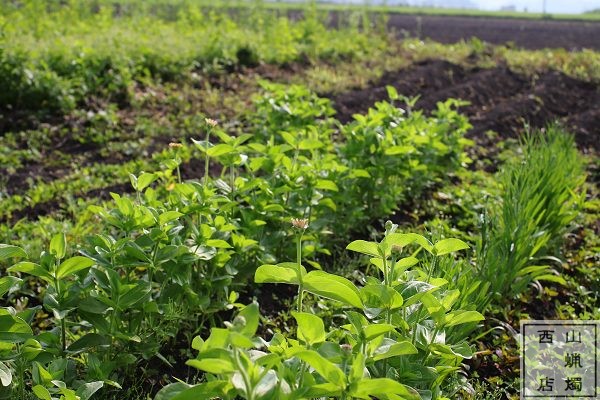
[0, 244, 27, 261]
[292, 312, 326, 345]
[433, 238, 469, 256]
[50, 233, 67, 260]
[254, 263, 306, 285]
[57, 256, 95, 279]
[304, 271, 362, 308]
[346, 240, 380, 257]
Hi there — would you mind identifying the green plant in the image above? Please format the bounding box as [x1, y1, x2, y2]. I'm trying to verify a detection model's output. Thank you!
[157, 222, 482, 399]
[1, 241, 104, 400]
[475, 126, 585, 310]
[338, 89, 472, 222]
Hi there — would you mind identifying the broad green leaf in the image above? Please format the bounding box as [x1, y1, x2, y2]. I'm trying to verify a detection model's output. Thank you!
[204, 328, 230, 350]
[0, 244, 27, 261]
[235, 303, 259, 337]
[186, 358, 235, 374]
[33, 361, 53, 385]
[263, 204, 285, 212]
[118, 282, 151, 310]
[384, 145, 415, 156]
[191, 138, 211, 152]
[57, 256, 95, 279]
[316, 179, 338, 192]
[0, 276, 21, 298]
[363, 324, 396, 341]
[155, 382, 227, 400]
[385, 233, 433, 254]
[159, 211, 183, 226]
[372, 341, 418, 361]
[32, 385, 52, 400]
[67, 333, 110, 353]
[394, 257, 419, 276]
[360, 284, 403, 311]
[280, 131, 297, 147]
[75, 381, 104, 400]
[50, 233, 66, 260]
[154, 382, 193, 400]
[55, 384, 79, 400]
[22, 339, 43, 361]
[254, 263, 306, 285]
[419, 292, 445, 324]
[349, 169, 371, 178]
[430, 342, 474, 359]
[207, 144, 235, 157]
[8, 262, 53, 283]
[346, 240, 380, 257]
[0, 361, 11, 386]
[137, 173, 157, 191]
[443, 310, 484, 327]
[433, 238, 469, 256]
[349, 353, 366, 383]
[304, 383, 341, 397]
[440, 289, 461, 311]
[299, 139, 324, 150]
[124, 242, 151, 263]
[229, 332, 254, 348]
[206, 239, 232, 249]
[292, 312, 326, 345]
[386, 85, 399, 100]
[370, 258, 385, 273]
[351, 378, 420, 399]
[191, 336, 204, 351]
[291, 350, 345, 387]
[345, 311, 368, 334]
[304, 271, 362, 308]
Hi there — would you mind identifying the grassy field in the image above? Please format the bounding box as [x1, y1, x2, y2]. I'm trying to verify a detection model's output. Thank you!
[0, 1, 599, 399]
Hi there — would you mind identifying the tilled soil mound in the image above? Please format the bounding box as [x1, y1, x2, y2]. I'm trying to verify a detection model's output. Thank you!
[330, 59, 600, 153]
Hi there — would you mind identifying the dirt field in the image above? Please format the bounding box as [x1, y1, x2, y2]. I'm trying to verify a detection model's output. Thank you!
[383, 14, 600, 50]
[331, 59, 600, 154]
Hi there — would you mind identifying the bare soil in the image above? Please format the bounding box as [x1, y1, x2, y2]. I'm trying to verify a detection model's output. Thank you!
[330, 59, 600, 154]
[385, 14, 600, 50]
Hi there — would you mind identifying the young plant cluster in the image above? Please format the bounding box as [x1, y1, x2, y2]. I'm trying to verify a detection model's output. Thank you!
[0, 84, 472, 398]
[157, 222, 482, 399]
[474, 127, 585, 310]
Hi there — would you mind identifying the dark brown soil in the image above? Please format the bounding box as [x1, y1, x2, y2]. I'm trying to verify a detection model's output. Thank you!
[330, 59, 600, 153]
[386, 14, 600, 51]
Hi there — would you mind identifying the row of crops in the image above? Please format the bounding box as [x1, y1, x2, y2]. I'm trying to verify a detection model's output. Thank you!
[1, 81, 587, 399]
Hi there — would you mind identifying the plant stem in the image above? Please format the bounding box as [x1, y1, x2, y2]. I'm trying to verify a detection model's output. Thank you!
[16, 344, 25, 400]
[296, 230, 304, 313]
[204, 128, 212, 188]
[233, 347, 254, 400]
[61, 318, 67, 353]
[53, 274, 67, 353]
[230, 165, 235, 200]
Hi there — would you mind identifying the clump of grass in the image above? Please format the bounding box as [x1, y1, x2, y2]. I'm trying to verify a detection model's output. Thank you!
[475, 125, 585, 311]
